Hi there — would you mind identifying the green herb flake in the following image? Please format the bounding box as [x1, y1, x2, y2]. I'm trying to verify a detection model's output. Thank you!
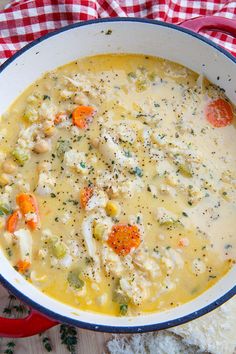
[119, 304, 128, 316]
[60, 324, 77, 354]
[80, 162, 86, 168]
[124, 150, 132, 157]
[105, 29, 112, 35]
[43, 95, 51, 100]
[224, 244, 232, 250]
[130, 166, 143, 177]
[127, 72, 136, 80]
[41, 335, 53, 352]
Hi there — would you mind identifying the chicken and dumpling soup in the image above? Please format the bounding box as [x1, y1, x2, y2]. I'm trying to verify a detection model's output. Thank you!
[0, 54, 235, 316]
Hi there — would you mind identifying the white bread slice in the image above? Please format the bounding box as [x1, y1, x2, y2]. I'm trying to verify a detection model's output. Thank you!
[170, 296, 236, 354]
[107, 296, 236, 354]
[107, 331, 198, 354]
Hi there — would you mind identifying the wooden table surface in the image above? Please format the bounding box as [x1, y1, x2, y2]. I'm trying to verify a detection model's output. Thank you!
[17, 327, 111, 354]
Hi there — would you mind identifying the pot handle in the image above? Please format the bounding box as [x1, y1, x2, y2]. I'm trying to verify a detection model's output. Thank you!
[179, 16, 236, 38]
[0, 308, 58, 338]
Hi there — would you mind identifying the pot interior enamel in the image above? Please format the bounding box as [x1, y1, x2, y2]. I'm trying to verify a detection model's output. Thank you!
[0, 19, 235, 332]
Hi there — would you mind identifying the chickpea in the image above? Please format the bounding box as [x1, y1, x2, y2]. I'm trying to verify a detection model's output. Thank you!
[43, 122, 55, 137]
[2, 159, 17, 174]
[33, 139, 50, 154]
[91, 138, 99, 148]
[0, 173, 10, 186]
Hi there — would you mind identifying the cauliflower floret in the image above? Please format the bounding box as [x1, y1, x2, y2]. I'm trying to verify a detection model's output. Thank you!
[60, 212, 71, 224]
[14, 228, 32, 262]
[82, 255, 101, 283]
[166, 248, 184, 269]
[160, 278, 176, 292]
[38, 101, 56, 121]
[133, 249, 161, 279]
[81, 214, 97, 258]
[64, 149, 88, 174]
[115, 122, 137, 144]
[119, 178, 145, 198]
[192, 258, 206, 275]
[98, 130, 136, 169]
[36, 170, 55, 195]
[155, 207, 177, 225]
[119, 273, 151, 305]
[17, 124, 40, 150]
[96, 170, 144, 199]
[102, 245, 124, 277]
[162, 257, 175, 272]
[15, 174, 30, 192]
[86, 189, 108, 211]
[147, 184, 158, 198]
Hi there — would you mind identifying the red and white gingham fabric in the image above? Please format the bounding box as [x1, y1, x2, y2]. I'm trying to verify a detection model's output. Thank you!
[0, 1, 236, 64]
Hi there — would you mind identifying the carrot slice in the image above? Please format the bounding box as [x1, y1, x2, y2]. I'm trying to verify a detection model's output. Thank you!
[72, 106, 95, 129]
[80, 187, 93, 209]
[6, 210, 20, 233]
[107, 224, 141, 256]
[16, 193, 40, 230]
[16, 260, 31, 274]
[205, 98, 233, 127]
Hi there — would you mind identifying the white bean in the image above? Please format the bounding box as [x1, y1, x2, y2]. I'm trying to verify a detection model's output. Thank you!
[33, 139, 50, 154]
[2, 159, 17, 174]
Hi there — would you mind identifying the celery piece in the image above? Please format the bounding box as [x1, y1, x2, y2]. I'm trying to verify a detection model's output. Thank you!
[52, 241, 67, 259]
[67, 270, 84, 290]
[179, 163, 193, 178]
[23, 106, 38, 123]
[12, 148, 29, 165]
[0, 204, 11, 215]
[119, 304, 128, 316]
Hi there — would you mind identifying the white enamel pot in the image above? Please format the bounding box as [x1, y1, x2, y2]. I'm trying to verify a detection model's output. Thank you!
[0, 17, 235, 337]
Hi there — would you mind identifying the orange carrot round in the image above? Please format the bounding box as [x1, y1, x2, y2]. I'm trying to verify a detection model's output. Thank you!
[16, 193, 40, 230]
[72, 106, 95, 129]
[16, 260, 31, 274]
[205, 98, 233, 128]
[107, 224, 141, 256]
[6, 210, 20, 233]
[80, 187, 93, 209]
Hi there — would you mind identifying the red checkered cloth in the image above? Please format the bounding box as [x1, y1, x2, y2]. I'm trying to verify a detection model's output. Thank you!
[0, 1, 236, 64]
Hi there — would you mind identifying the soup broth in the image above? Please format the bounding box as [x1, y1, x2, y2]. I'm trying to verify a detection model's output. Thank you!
[0, 54, 235, 316]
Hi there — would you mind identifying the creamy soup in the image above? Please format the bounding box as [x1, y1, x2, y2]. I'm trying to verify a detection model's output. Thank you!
[0, 55, 235, 316]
